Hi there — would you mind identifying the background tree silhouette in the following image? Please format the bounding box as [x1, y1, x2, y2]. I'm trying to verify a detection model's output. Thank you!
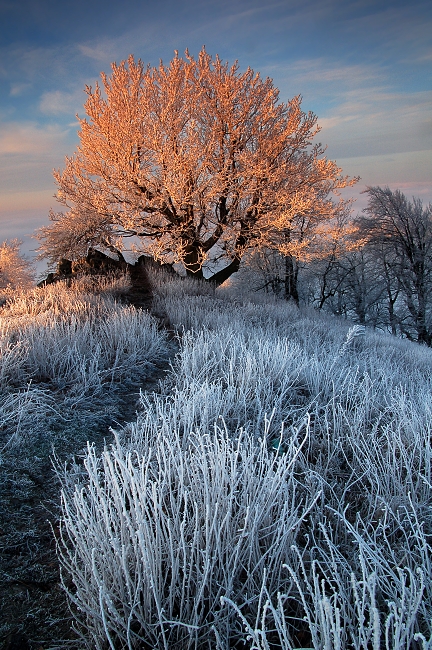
[359, 186, 432, 344]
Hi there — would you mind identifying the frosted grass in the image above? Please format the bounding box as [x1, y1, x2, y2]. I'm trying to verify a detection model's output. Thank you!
[58, 271, 432, 648]
[0, 276, 169, 453]
[58, 421, 317, 649]
[0, 279, 166, 392]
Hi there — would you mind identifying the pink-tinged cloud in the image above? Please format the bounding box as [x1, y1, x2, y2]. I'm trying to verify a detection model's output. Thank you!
[338, 149, 432, 213]
[0, 189, 55, 212]
[0, 122, 70, 155]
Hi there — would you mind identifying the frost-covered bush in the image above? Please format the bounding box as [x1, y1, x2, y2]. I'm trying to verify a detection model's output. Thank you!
[0, 278, 166, 393]
[0, 239, 34, 292]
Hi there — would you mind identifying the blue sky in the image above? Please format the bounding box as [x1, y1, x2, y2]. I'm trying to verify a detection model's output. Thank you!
[0, 0, 431, 269]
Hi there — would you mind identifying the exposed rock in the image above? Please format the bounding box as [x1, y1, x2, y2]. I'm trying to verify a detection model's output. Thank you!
[73, 248, 127, 274]
[38, 248, 129, 286]
[135, 254, 176, 274]
[56, 258, 72, 275]
[38, 249, 176, 288]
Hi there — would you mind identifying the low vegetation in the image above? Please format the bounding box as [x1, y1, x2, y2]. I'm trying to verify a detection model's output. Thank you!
[60, 269, 431, 648]
[0, 273, 171, 646]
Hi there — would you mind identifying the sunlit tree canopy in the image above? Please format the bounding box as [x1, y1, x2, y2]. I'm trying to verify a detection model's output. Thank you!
[38, 48, 357, 284]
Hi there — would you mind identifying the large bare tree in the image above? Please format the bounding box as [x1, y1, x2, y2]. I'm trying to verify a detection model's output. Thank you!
[38, 48, 356, 284]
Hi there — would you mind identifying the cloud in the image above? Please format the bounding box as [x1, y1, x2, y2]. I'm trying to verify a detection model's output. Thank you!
[0, 42, 106, 99]
[0, 207, 53, 274]
[75, 25, 166, 67]
[337, 149, 432, 213]
[418, 49, 432, 62]
[261, 57, 432, 162]
[0, 189, 55, 213]
[260, 55, 432, 208]
[0, 121, 76, 214]
[78, 42, 117, 63]
[10, 82, 32, 96]
[272, 58, 382, 86]
[76, 35, 124, 64]
[316, 88, 432, 159]
[263, 58, 384, 103]
[39, 89, 85, 116]
[5, 44, 72, 81]
[339, 149, 432, 186]
[0, 121, 70, 155]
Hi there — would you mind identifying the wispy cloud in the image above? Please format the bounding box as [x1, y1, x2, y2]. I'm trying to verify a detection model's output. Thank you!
[78, 41, 118, 63]
[9, 82, 32, 97]
[263, 58, 384, 100]
[261, 55, 432, 163]
[317, 88, 432, 158]
[5, 44, 74, 82]
[417, 48, 432, 62]
[39, 89, 85, 116]
[279, 58, 382, 85]
[0, 121, 70, 155]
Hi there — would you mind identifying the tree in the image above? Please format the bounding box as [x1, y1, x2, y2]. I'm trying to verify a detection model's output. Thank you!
[37, 48, 357, 285]
[241, 209, 359, 305]
[368, 238, 402, 336]
[0, 239, 34, 291]
[331, 249, 385, 326]
[360, 187, 432, 345]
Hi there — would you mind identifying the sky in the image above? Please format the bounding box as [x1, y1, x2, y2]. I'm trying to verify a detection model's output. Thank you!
[0, 0, 431, 273]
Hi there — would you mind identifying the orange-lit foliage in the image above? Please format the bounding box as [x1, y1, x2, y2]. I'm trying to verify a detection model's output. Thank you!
[38, 48, 357, 284]
[0, 239, 34, 290]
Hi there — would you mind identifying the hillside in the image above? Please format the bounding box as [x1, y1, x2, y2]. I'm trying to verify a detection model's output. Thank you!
[0, 268, 431, 649]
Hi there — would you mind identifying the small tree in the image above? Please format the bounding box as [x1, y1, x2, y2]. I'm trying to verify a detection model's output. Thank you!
[0, 239, 34, 291]
[37, 48, 357, 285]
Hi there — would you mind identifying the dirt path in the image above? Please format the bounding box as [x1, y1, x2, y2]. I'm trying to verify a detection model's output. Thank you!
[113, 263, 178, 427]
[126, 261, 154, 310]
[0, 267, 177, 650]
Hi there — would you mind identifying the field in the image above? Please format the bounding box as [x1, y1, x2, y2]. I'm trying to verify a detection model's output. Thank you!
[0, 269, 431, 649]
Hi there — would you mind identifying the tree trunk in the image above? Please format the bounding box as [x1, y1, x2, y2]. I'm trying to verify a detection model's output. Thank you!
[284, 254, 299, 305]
[414, 265, 431, 345]
[182, 240, 205, 279]
[207, 256, 242, 287]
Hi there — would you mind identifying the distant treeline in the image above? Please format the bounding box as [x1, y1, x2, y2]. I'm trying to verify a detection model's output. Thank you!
[245, 187, 432, 346]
